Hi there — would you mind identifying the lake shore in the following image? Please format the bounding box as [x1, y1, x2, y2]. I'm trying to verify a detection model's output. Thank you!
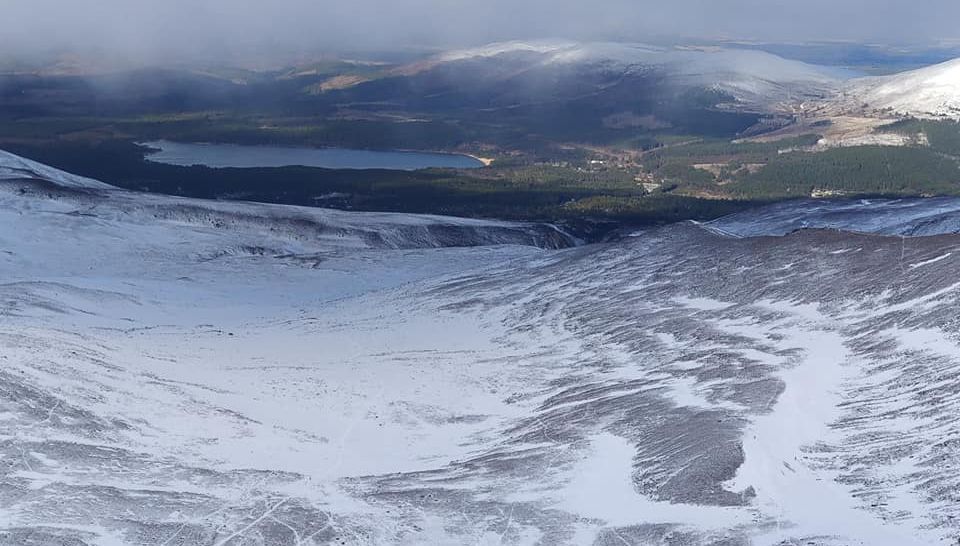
[140, 140, 485, 171]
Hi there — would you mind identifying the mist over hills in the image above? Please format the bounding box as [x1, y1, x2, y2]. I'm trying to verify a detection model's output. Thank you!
[7, 38, 960, 234]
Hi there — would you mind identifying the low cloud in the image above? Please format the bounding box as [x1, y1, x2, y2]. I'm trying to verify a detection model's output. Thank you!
[2, 0, 959, 66]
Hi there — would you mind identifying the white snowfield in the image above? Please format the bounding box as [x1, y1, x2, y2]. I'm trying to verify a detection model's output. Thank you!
[844, 57, 960, 119]
[2, 151, 960, 545]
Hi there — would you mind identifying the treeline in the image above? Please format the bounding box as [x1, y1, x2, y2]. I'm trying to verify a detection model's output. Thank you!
[561, 194, 758, 224]
[879, 118, 960, 156]
[729, 146, 960, 198]
[642, 134, 820, 165]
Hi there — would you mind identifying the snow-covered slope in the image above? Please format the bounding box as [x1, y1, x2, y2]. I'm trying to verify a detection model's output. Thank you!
[0, 150, 574, 251]
[4, 152, 960, 545]
[843, 58, 960, 118]
[432, 39, 578, 63]
[707, 197, 960, 237]
[0, 149, 114, 189]
[402, 40, 848, 109]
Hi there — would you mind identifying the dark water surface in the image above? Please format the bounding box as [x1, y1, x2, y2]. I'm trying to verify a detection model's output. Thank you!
[142, 140, 484, 171]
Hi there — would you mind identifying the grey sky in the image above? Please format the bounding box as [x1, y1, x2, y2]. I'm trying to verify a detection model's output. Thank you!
[2, 0, 958, 64]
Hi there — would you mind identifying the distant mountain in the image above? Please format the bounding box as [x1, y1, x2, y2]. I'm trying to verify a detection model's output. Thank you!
[842, 57, 960, 119]
[321, 40, 850, 114]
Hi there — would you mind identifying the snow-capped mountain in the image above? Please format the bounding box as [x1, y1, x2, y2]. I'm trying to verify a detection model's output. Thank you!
[843, 57, 960, 118]
[330, 40, 850, 112]
[434, 40, 847, 90]
[5, 151, 960, 545]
